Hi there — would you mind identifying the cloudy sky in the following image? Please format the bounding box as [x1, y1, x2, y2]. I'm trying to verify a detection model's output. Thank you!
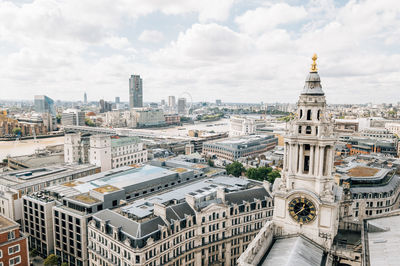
[0, 0, 399, 104]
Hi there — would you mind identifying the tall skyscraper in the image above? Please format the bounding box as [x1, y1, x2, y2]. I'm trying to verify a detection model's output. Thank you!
[115, 96, 120, 104]
[168, 96, 176, 107]
[129, 75, 143, 108]
[84, 92, 87, 104]
[34, 95, 55, 115]
[177, 98, 186, 114]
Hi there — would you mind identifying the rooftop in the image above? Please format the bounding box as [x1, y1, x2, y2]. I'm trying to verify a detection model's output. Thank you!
[71, 193, 101, 205]
[0, 215, 18, 232]
[0, 164, 98, 190]
[92, 185, 121, 194]
[121, 176, 251, 218]
[364, 211, 400, 266]
[348, 166, 379, 177]
[111, 136, 141, 147]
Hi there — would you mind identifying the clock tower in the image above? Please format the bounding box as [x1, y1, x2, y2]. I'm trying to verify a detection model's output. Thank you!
[272, 54, 338, 249]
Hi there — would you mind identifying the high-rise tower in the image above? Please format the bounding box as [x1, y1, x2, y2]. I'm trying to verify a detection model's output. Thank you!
[273, 54, 338, 249]
[84, 92, 87, 104]
[129, 75, 143, 108]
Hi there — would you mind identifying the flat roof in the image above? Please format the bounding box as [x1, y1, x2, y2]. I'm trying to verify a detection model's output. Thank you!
[348, 166, 380, 177]
[0, 164, 98, 190]
[364, 211, 400, 265]
[121, 176, 250, 218]
[9, 153, 64, 168]
[0, 215, 18, 232]
[92, 185, 121, 194]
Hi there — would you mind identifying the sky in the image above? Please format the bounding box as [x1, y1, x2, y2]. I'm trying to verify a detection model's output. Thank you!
[0, 0, 399, 104]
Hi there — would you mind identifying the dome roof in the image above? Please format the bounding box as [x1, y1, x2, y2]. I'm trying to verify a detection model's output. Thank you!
[302, 71, 324, 95]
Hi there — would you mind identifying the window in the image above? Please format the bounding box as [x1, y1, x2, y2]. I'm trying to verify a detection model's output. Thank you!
[307, 110, 312, 120]
[9, 256, 21, 265]
[8, 244, 20, 255]
[7, 231, 15, 241]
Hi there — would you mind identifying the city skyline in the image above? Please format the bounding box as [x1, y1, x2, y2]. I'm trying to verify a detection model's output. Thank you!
[0, 0, 399, 104]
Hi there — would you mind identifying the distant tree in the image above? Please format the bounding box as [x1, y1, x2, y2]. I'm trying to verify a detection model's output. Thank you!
[226, 161, 245, 177]
[208, 159, 215, 167]
[56, 114, 61, 124]
[267, 170, 281, 184]
[85, 118, 95, 127]
[246, 168, 260, 180]
[44, 254, 59, 266]
[12, 127, 22, 135]
[61, 263, 68, 266]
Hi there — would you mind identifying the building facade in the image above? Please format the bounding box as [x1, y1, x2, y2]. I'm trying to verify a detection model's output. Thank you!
[87, 179, 274, 266]
[202, 135, 278, 162]
[34, 95, 55, 115]
[129, 75, 143, 108]
[0, 215, 29, 266]
[62, 109, 85, 126]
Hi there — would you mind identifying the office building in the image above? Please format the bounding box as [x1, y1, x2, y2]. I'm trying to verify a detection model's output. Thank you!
[0, 164, 99, 223]
[87, 177, 273, 266]
[177, 98, 186, 114]
[115, 96, 120, 104]
[216, 99, 222, 106]
[84, 92, 87, 104]
[202, 135, 278, 162]
[129, 75, 143, 108]
[99, 99, 112, 113]
[34, 95, 56, 115]
[130, 108, 165, 128]
[164, 114, 180, 125]
[385, 122, 400, 136]
[229, 116, 266, 137]
[168, 96, 176, 108]
[65, 134, 148, 171]
[0, 215, 29, 266]
[22, 162, 209, 265]
[62, 109, 85, 126]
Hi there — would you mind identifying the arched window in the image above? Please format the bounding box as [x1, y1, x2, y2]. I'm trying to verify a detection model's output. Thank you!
[317, 110, 321, 120]
[300, 109, 303, 118]
[306, 126, 312, 134]
[307, 110, 312, 120]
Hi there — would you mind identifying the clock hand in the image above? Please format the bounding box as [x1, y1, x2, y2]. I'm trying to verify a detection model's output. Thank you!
[295, 206, 304, 215]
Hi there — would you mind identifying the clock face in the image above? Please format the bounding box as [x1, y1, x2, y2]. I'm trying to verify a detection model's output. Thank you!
[288, 197, 316, 224]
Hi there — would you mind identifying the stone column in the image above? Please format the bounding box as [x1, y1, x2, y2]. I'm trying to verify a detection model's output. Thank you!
[319, 146, 325, 176]
[309, 144, 314, 175]
[295, 144, 299, 174]
[314, 144, 320, 176]
[298, 144, 304, 174]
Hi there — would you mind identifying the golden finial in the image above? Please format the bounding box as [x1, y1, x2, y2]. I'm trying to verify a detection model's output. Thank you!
[311, 53, 318, 72]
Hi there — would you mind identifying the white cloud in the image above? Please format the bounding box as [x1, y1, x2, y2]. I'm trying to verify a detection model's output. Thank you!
[0, 0, 400, 104]
[138, 30, 164, 43]
[235, 3, 307, 35]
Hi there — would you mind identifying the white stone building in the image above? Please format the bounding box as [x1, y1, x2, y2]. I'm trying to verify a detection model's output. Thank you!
[65, 133, 147, 171]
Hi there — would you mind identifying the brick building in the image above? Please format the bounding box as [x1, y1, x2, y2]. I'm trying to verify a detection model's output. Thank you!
[0, 215, 29, 266]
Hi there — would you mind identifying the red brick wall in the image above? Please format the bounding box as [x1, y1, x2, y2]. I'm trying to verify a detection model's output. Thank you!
[0, 229, 29, 266]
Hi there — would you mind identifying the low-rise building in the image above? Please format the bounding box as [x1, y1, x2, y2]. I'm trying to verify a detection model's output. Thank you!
[131, 108, 166, 128]
[203, 135, 278, 162]
[229, 116, 265, 137]
[0, 215, 29, 266]
[360, 127, 395, 139]
[337, 163, 400, 223]
[87, 177, 274, 266]
[164, 114, 180, 125]
[62, 109, 85, 126]
[0, 164, 99, 223]
[64, 133, 148, 171]
[385, 122, 400, 137]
